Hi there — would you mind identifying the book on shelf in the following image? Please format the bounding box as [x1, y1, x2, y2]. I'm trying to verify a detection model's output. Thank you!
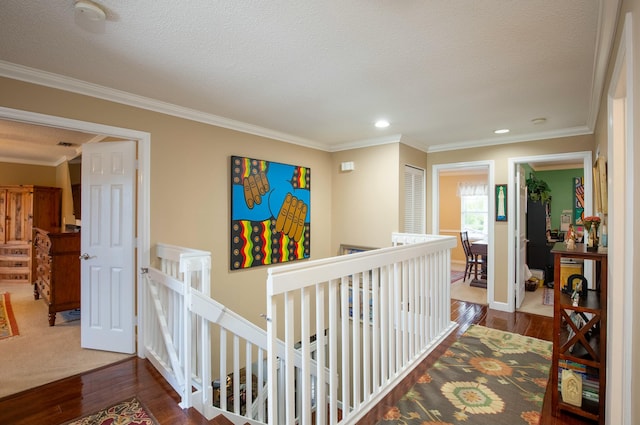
[558, 367, 600, 403]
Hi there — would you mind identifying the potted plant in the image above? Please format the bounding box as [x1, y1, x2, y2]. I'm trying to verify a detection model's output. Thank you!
[526, 174, 551, 203]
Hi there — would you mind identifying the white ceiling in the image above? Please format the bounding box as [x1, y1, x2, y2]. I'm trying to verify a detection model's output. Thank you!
[0, 1, 620, 166]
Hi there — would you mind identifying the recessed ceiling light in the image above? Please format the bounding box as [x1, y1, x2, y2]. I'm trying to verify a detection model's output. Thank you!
[531, 117, 547, 125]
[375, 120, 390, 128]
[494, 128, 510, 134]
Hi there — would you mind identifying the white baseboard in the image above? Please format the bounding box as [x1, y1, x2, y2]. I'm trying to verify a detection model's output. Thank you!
[489, 300, 512, 313]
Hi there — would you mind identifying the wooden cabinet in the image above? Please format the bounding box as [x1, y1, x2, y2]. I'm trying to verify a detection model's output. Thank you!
[33, 227, 80, 326]
[0, 186, 61, 284]
[551, 242, 607, 424]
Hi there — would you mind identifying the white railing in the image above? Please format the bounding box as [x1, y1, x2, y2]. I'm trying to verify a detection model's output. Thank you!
[142, 235, 456, 424]
[266, 235, 457, 425]
[142, 243, 326, 424]
[141, 244, 211, 410]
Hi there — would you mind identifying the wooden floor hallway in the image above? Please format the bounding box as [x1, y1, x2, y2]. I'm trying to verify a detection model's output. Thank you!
[0, 300, 595, 425]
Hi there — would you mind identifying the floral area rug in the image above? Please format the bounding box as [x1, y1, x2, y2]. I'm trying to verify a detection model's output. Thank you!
[0, 292, 19, 340]
[378, 325, 552, 425]
[63, 397, 159, 425]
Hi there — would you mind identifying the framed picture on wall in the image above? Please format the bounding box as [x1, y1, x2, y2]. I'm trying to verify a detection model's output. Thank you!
[496, 184, 507, 222]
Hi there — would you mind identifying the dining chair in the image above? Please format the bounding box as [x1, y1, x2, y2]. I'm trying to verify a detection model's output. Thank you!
[460, 231, 482, 281]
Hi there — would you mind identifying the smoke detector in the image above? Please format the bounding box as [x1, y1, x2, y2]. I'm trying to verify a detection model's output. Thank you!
[74, 0, 106, 22]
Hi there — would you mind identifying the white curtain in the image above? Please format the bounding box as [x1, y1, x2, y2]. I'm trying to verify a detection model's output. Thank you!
[457, 182, 488, 197]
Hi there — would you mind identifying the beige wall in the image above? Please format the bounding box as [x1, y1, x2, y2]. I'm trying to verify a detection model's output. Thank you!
[55, 161, 74, 226]
[427, 134, 594, 303]
[0, 162, 57, 186]
[331, 143, 400, 252]
[0, 76, 334, 326]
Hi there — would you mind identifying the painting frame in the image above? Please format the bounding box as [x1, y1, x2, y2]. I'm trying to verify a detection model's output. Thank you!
[495, 184, 507, 222]
[230, 155, 311, 270]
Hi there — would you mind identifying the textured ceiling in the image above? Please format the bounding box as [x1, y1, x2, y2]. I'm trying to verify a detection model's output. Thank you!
[0, 0, 621, 165]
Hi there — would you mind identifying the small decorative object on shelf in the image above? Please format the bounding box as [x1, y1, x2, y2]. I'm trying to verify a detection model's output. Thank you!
[565, 223, 576, 249]
[561, 369, 583, 407]
[583, 216, 601, 251]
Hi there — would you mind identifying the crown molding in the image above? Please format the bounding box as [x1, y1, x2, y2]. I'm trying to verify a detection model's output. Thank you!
[329, 133, 404, 152]
[586, 0, 622, 129]
[426, 126, 593, 153]
[0, 60, 328, 151]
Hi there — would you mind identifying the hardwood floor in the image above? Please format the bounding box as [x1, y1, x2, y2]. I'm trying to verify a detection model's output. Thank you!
[0, 300, 596, 425]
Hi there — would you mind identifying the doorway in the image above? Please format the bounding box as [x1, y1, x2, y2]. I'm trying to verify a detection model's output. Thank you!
[432, 160, 494, 307]
[0, 106, 150, 393]
[507, 151, 593, 313]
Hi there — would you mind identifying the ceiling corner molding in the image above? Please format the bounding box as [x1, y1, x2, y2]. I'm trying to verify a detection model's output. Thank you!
[0, 155, 57, 167]
[329, 133, 403, 152]
[0, 60, 328, 152]
[586, 0, 622, 129]
[427, 126, 593, 153]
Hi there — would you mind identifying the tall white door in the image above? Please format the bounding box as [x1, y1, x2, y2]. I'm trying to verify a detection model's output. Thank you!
[515, 165, 527, 308]
[80, 141, 136, 353]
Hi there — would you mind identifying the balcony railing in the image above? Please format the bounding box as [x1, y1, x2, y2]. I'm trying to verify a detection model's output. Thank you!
[141, 234, 456, 424]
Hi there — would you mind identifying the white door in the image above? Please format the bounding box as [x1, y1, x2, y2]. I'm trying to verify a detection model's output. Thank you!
[80, 141, 136, 353]
[515, 165, 527, 308]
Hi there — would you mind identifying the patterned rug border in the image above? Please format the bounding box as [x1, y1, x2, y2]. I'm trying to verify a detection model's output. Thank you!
[0, 292, 19, 340]
[378, 324, 553, 425]
[62, 397, 159, 425]
[542, 287, 554, 306]
[451, 270, 466, 283]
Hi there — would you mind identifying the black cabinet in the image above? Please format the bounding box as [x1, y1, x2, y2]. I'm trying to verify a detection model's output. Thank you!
[526, 199, 554, 274]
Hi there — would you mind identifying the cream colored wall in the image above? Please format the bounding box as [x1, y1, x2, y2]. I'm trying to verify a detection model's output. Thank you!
[628, 2, 640, 421]
[331, 143, 400, 252]
[398, 143, 428, 232]
[592, 1, 639, 423]
[439, 173, 487, 264]
[0, 76, 333, 327]
[0, 162, 56, 185]
[427, 134, 594, 303]
[55, 161, 75, 226]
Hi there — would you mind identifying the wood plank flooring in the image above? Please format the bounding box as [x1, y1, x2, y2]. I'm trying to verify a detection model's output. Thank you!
[0, 300, 596, 425]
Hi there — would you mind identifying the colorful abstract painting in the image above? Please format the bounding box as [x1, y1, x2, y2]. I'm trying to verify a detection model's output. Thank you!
[230, 156, 310, 270]
[574, 177, 584, 224]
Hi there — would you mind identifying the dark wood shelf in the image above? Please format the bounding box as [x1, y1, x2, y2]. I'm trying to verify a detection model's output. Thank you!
[558, 290, 601, 311]
[551, 242, 607, 425]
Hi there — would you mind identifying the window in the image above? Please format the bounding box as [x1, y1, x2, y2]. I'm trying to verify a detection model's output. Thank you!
[458, 182, 488, 237]
[404, 165, 425, 233]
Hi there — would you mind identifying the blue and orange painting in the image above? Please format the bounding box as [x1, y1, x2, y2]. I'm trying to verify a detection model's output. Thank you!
[230, 155, 310, 270]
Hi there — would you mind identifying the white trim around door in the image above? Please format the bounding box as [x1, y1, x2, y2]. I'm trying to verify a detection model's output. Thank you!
[432, 160, 495, 308]
[0, 105, 150, 356]
[506, 151, 593, 313]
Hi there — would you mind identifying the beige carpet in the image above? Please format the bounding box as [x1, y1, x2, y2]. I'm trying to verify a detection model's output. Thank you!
[451, 279, 488, 305]
[450, 270, 552, 317]
[517, 285, 553, 317]
[0, 283, 132, 398]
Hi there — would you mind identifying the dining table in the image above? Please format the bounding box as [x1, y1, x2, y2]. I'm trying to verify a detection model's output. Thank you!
[469, 239, 488, 288]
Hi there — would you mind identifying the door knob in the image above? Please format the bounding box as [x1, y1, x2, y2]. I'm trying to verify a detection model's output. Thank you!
[79, 253, 92, 260]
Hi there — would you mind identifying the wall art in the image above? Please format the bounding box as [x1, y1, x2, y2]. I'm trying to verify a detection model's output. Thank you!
[230, 156, 310, 270]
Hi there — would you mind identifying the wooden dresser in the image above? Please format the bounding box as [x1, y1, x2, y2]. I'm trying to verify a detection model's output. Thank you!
[0, 185, 62, 284]
[33, 227, 80, 326]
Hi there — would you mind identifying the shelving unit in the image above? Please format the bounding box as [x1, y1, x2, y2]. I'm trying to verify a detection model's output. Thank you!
[551, 242, 607, 424]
